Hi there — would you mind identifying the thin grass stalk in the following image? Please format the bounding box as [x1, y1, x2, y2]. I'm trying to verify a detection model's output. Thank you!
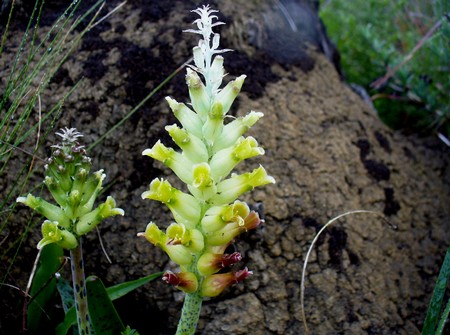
[0, 0, 102, 147]
[88, 57, 192, 150]
[300, 210, 393, 335]
[0, 0, 17, 53]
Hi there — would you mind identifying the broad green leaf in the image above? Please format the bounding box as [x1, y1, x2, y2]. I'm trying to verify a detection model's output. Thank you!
[55, 276, 76, 335]
[56, 273, 75, 313]
[55, 272, 162, 334]
[55, 307, 76, 335]
[27, 244, 64, 333]
[122, 325, 141, 335]
[86, 276, 125, 335]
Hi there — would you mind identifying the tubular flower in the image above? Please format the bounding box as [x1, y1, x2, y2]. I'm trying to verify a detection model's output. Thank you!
[197, 252, 242, 276]
[37, 220, 78, 250]
[162, 271, 198, 293]
[16, 128, 124, 250]
[200, 268, 253, 298]
[137, 222, 193, 266]
[140, 5, 274, 303]
[205, 210, 262, 246]
[141, 178, 201, 228]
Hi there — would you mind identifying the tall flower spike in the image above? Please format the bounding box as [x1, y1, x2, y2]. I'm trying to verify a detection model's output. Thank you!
[140, 6, 274, 335]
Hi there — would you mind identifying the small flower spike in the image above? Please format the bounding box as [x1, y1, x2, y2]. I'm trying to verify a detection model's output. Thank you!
[55, 127, 84, 144]
[17, 128, 124, 335]
[17, 128, 124, 250]
[140, 6, 275, 335]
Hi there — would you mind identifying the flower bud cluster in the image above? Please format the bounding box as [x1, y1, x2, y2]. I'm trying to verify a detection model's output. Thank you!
[139, 6, 274, 298]
[17, 128, 124, 249]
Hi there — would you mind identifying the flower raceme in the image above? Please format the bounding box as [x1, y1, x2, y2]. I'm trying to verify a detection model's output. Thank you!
[16, 128, 124, 335]
[139, 5, 275, 300]
[16, 128, 124, 250]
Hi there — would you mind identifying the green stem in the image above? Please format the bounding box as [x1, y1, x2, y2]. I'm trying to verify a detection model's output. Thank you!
[70, 239, 93, 335]
[175, 290, 203, 335]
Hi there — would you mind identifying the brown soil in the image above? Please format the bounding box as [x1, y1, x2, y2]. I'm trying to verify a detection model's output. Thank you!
[1, 1, 449, 334]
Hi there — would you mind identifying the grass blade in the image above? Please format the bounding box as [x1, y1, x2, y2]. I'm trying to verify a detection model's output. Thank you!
[421, 247, 450, 335]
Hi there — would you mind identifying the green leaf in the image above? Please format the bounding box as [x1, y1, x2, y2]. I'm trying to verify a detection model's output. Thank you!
[435, 297, 450, 335]
[56, 275, 75, 313]
[55, 307, 76, 335]
[421, 247, 450, 335]
[27, 244, 64, 333]
[106, 272, 163, 301]
[55, 272, 162, 335]
[122, 325, 141, 335]
[55, 276, 76, 335]
[86, 276, 125, 335]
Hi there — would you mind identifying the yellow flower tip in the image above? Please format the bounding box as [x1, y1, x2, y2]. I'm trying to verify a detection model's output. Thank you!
[142, 178, 173, 203]
[234, 74, 247, 89]
[142, 223, 193, 265]
[141, 222, 166, 246]
[231, 200, 250, 220]
[166, 224, 204, 252]
[210, 102, 224, 119]
[252, 165, 276, 185]
[142, 140, 174, 164]
[166, 222, 188, 245]
[37, 220, 78, 250]
[192, 162, 213, 189]
[103, 196, 125, 216]
[165, 96, 179, 109]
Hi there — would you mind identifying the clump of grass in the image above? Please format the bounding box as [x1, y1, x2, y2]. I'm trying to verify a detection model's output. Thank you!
[320, 0, 449, 142]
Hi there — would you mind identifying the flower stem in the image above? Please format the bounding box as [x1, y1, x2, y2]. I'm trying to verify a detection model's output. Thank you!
[70, 239, 93, 335]
[175, 290, 203, 335]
